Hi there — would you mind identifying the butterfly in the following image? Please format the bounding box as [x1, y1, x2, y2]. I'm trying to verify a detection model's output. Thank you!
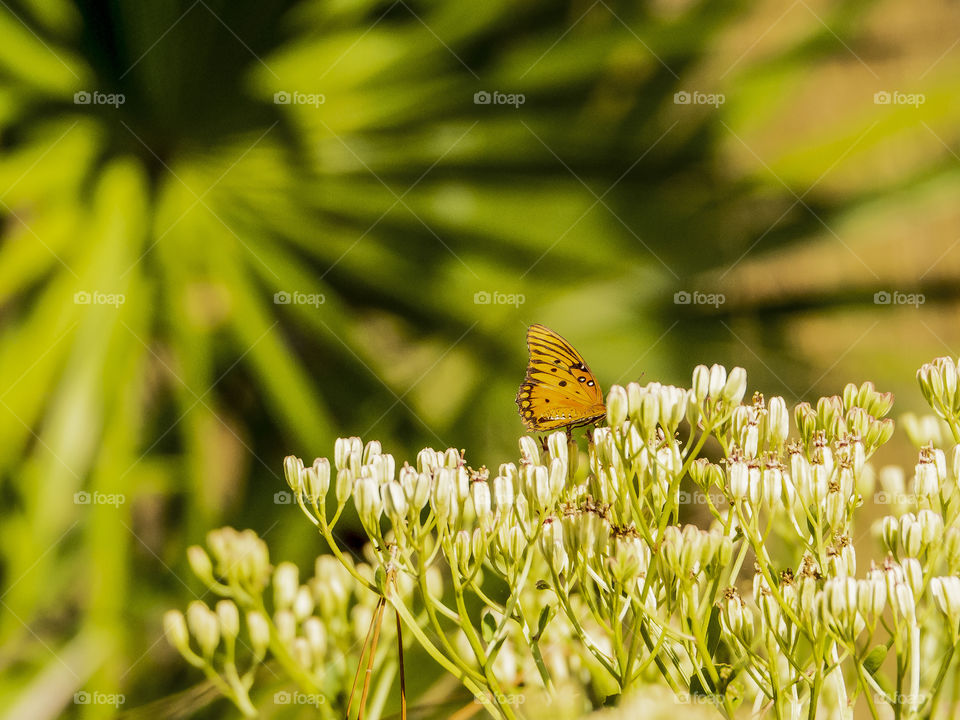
[516, 324, 606, 433]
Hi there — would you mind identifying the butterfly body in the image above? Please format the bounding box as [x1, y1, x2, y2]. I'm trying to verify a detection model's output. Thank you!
[516, 324, 606, 432]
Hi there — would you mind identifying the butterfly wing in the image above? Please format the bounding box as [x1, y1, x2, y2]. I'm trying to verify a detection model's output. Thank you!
[516, 324, 606, 432]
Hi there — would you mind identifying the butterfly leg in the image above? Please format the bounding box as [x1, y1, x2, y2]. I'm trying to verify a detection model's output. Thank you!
[538, 435, 549, 453]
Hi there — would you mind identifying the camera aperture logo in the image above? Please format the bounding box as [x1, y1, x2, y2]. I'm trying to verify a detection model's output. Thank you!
[874, 290, 924, 308]
[474, 290, 525, 307]
[674, 90, 725, 107]
[74, 90, 125, 108]
[474, 90, 525, 108]
[74, 290, 125, 307]
[874, 90, 925, 107]
[273, 91, 325, 107]
[274, 290, 325, 307]
[674, 290, 725, 308]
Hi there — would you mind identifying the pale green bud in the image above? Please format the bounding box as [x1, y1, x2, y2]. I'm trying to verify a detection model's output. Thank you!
[334, 467, 353, 505]
[292, 637, 312, 669]
[493, 474, 514, 517]
[606, 385, 628, 427]
[659, 385, 687, 432]
[931, 577, 960, 635]
[293, 586, 314, 621]
[417, 448, 440, 473]
[519, 436, 540, 465]
[246, 610, 270, 656]
[547, 431, 568, 465]
[902, 557, 923, 598]
[432, 468, 455, 525]
[304, 458, 330, 504]
[728, 460, 749, 500]
[363, 440, 382, 464]
[917, 509, 943, 546]
[274, 609, 296, 645]
[767, 396, 789, 447]
[284, 455, 305, 492]
[163, 610, 190, 655]
[274, 562, 299, 611]
[382, 480, 407, 527]
[453, 530, 472, 575]
[216, 600, 240, 639]
[443, 447, 461, 469]
[691, 365, 710, 404]
[472, 480, 493, 528]
[354, 474, 383, 529]
[187, 602, 220, 657]
[187, 545, 215, 585]
[708, 364, 727, 399]
[303, 616, 327, 659]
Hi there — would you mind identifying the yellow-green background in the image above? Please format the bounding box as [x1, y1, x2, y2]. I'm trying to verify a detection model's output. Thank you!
[0, 0, 958, 716]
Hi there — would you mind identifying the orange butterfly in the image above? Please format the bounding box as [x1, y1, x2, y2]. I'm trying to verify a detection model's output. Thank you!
[516, 324, 606, 433]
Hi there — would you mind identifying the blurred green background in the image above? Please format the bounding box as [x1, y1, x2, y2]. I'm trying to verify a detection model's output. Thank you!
[1, 0, 959, 716]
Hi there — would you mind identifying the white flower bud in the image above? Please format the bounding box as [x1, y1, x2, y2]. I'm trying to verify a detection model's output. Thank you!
[302, 616, 326, 660]
[284, 455, 305, 492]
[382, 480, 408, 527]
[723, 367, 748, 404]
[292, 586, 314, 621]
[274, 562, 299, 611]
[417, 448, 440, 473]
[363, 440, 382, 464]
[354, 473, 383, 528]
[932, 577, 960, 635]
[606, 385, 628, 427]
[729, 460, 749, 500]
[915, 461, 939, 498]
[692, 365, 711, 403]
[246, 610, 270, 656]
[304, 458, 330, 504]
[902, 558, 923, 598]
[274, 609, 296, 645]
[215, 600, 240, 639]
[163, 610, 190, 655]
[334, 467, 354, 505]
[472, 480, 493, 528]
[187, 545, 215, 585]
[519, 436, 540, 465]
[767, 397, 789, 446]
[493, 474, 514, 517]
[187, 602, 220, 657]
